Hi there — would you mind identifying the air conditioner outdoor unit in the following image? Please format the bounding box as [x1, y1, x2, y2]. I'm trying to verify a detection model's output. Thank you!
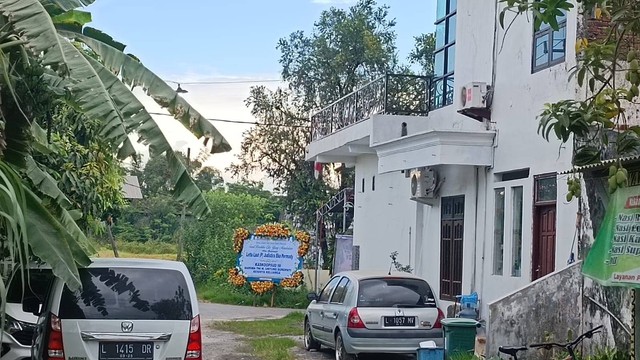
[410, 167, 441, 203]
[460, 82, 489, 109]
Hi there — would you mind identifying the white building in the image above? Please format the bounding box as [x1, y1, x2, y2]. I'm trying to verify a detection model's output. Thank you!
[306, 0, 580, 320]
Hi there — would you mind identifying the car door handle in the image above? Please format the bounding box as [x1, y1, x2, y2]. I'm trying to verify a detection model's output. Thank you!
[327, 313, 337, 319]
[320, 311, 324, 318]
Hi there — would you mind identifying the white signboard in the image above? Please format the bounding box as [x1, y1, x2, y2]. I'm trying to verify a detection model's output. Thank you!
[334, 234, 353, 273]
[238, 236, 300, 280]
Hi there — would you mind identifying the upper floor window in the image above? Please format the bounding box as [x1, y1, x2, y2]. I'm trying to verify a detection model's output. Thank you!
[433, 0, 456, 109]
[532, 10, 566, 72]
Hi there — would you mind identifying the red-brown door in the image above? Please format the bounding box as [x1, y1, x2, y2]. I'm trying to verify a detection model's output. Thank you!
[532, 204, 556, 280]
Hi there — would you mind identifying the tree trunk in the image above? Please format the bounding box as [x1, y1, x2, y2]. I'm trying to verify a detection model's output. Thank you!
[176, 204, 186, 261]
[106, 215, 119, 258]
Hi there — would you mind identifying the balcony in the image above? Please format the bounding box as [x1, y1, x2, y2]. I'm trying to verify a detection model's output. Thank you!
[306, 73, 495, 172]
[311, 74, 433, 141]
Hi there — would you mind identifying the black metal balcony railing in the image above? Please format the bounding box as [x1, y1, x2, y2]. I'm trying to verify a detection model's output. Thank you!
[310, 74, 433, 141]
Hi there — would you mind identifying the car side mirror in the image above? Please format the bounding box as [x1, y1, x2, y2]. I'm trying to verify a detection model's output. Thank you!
[23, 296, 42, 316]
[306, 292, 318, 302]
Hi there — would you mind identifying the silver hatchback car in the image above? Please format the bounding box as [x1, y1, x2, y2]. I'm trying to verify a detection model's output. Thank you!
[304, 271, 444, 359]
[30, 258, 201, 360]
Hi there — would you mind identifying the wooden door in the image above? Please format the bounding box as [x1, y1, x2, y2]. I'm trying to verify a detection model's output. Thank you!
[440, 196, 464, 301]
[532, 204, 556, 280]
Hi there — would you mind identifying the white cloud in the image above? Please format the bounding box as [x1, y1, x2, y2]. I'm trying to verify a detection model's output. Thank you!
[129, 73, 286, 191]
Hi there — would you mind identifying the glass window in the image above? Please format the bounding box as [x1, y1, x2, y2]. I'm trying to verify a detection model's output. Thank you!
[7, 269, 54, 304]
[447, 15, 456, 44]
[552, 26, 566, 61]
[436, 0, 446, 20]
[436, 22, 446, 48]
[357, 278, 437, 308]
[511, 187, 524, 277]
[59, 267, 192, 320]
[317, 276, 341, 303]
[536, 176, 557, 203]
[432, 0, 456, 109]
[330, 278, 351, 304]
[534, 35, 549, 68]
[446, 46, 456, 74]
[432, 79, 444, 109]
[493, 189, 505, 275]
[435, 50, 445, 77]
[445, 76, 455, 106]
[532, 16, 566, 72]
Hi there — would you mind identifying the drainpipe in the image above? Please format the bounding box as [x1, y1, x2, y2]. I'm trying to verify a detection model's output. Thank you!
[479, 167, 490, 312]
[409, 227, 412, 273]
[471, 166, 479, 293]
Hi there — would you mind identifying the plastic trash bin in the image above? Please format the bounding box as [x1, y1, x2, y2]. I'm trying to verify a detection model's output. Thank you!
[416, 341, 445, 360]
[440, 318, 479, 358]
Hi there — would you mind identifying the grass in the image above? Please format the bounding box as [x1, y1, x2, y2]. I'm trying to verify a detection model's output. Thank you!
[94, 249, 176, 260]
[212, 311, 305, 337]
[197, 279, 310, 309]
[213, 313, 304, 360]
[247, 337, 296, 360]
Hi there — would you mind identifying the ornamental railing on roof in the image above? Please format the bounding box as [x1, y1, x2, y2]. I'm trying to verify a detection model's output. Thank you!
[310, 74, 433, 141]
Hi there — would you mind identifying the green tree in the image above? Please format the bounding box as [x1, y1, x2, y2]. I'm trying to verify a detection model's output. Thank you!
[408, 33, 436, 75]
[34, 104, 126, 233]
[113, 195, 181, 243]
[231, 0, 398, 227]
[114, 151, 223, 244]
[227, 179, 284, 224]
[0, 0, 230, 289]
[183, 190, 269, 283]
[194, 167, 224, 191]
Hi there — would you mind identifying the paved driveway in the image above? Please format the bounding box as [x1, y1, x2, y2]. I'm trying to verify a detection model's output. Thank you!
[200, 302, 415, 360]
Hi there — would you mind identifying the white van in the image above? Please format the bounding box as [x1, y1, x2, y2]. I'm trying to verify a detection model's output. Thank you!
[30, 258, 201, 360]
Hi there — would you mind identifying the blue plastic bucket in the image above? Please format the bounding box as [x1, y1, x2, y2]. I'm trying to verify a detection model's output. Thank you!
[416, 347, 445, 360]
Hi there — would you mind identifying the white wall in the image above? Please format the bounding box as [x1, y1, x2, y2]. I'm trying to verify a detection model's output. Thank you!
[352, 156, 481, 310]
[475, 1, 580, 317]
[352, 155, 417, 272]
[414, 165, 481, 311]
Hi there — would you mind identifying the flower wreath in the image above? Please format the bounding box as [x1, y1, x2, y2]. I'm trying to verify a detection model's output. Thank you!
[229, 224, 309, 290]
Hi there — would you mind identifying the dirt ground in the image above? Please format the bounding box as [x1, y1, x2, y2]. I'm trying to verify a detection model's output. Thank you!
[198, 302, 414, 360]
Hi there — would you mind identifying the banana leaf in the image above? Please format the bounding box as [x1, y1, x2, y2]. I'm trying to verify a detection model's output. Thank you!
[59, 29, 231, 154]
[82, 53, 211, 218]
[0, 160, 87, 291]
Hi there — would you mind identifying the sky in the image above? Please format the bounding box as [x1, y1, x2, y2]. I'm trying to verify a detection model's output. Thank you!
[84, 0, 437, 187]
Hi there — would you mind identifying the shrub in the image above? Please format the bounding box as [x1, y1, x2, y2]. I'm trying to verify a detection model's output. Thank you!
[183, 190, 268, 283]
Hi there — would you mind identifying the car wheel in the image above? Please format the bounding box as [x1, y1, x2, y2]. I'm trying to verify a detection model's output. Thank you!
[335, 332, 354, 360]
[304, 319, 321, 351]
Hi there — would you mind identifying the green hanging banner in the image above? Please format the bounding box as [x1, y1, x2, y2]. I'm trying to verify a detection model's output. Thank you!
[583, 186, 640, 287]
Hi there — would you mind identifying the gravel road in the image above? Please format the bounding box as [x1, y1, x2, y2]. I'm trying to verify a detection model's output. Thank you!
[199, 302, 414, 360]
[199, 301, 299, 360]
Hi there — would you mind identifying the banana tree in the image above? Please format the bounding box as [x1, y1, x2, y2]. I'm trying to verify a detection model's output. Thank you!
[0, 0, 231, 290]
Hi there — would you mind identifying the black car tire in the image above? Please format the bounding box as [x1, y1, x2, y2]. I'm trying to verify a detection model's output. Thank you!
[304, 319, 321, 351]
[335, 331, 354, 360]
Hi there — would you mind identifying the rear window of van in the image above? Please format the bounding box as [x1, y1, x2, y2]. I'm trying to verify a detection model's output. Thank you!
[58, 267, 192, 320]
